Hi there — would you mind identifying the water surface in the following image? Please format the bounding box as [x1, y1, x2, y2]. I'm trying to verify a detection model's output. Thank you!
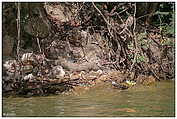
[3, 80, 175, 117]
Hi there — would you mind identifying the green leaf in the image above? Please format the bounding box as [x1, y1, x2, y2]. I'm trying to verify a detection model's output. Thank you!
[136, 55, 146, 63]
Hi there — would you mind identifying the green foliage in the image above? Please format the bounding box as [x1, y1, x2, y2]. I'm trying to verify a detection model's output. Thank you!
[166, 25, 175, 36]
[137, 33, 152, 49]
[127, 43, 134, 60]
[160, 24, 175, 37]
[128, 53, 134, 60]
[128, 43, 134, 50]
[128, 33, 149, 63]
[160, 37, 174, 46]
[156, 3, 175, 36]
[136, 54, 146, 63]
[128, 53, 147, 64]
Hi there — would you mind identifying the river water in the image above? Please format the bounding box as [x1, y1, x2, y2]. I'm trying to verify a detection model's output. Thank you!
[3, 80, 175, 117]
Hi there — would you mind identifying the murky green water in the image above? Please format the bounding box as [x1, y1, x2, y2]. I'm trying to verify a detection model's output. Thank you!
[3, 80, 175, 117]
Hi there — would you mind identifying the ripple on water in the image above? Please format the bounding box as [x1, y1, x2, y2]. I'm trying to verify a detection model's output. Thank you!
[3, 80, 175, 117]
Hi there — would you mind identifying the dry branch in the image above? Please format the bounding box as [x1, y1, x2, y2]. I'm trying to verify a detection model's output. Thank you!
[92, 2, 111, 26]
[16, 3, 21, 59]
[130, 3, 137, 71]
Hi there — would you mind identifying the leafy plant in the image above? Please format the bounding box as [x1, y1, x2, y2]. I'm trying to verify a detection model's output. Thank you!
[160, 37, 174, 46]
[137, 32, 152, 49]
[136, 54, 146, 63]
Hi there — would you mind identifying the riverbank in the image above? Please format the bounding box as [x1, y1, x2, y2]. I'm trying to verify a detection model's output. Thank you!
[3, 2, 175, 98]
[3, 58, 158, 97]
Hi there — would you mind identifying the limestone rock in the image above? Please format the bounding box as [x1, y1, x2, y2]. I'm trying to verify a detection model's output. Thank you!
[24, 17, 49, 38]
[3, 35, 14, 56]
[44, 3, 74, 23]
[50, 66, 65, 79]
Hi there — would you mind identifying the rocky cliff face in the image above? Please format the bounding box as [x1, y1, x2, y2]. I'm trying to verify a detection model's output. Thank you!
[3, 35, 14, 56]
[3, 3, 17, 57]
[3, 3, 50, 57]
[2, 2, 175, 81]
